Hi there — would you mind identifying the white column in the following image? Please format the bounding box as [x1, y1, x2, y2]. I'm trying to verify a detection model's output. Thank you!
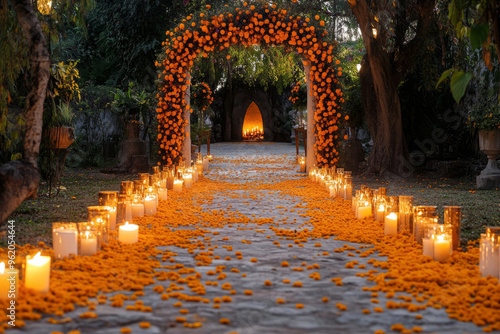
[304, 63, 317, 172]
[182, 72, 191, 165]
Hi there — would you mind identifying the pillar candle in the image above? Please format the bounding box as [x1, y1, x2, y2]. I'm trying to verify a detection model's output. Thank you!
[80, 231, 97, 256]
[173, 180, 183, 192]
[53, 227, 78, 260]
[144, 196, 156, 216]
[25, 252, 50, 294]
[352, 196, 357, 212]
[357, 206, 372, 219]
[422, 237, 434, 257]
[375, 205, 385, 222]
[0, 262, 17, 300]
[480, 234, 499, 278]
[108, 208, 117, 230]
[433, 235, 451, 261]
[384, 212, 398, 235]
[158, 188, 168, 201]
[131, 203, 144, 218]
[119, 222, 139, 244]
[125, 202, 133, 222]
[299, 161, 306, 173]
[184, 174, 193, 188]
[329, 185, 336, 197]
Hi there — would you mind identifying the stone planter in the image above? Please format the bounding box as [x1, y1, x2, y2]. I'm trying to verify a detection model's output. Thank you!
[476, 130, 500, 189]
[125, 121, 141, 139]
[49, 126, 75, 149]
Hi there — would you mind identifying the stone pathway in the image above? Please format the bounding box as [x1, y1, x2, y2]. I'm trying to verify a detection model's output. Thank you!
[18, 142, 493, 334]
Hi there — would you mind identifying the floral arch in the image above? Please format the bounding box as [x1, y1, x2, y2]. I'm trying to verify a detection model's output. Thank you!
[156, 2, 345, 169]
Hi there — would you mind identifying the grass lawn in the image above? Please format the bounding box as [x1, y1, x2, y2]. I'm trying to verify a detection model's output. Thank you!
[1, 167, 499, 248]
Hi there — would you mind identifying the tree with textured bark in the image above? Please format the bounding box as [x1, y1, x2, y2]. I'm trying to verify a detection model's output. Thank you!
[0, 0, 92, 224]
[348, 0, 435, 176]
[0, 0, 50, 224]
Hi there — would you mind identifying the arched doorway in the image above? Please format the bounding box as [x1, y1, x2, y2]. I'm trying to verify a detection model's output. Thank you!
[157, 3, 344, 171]
[242, 102, 263, 141]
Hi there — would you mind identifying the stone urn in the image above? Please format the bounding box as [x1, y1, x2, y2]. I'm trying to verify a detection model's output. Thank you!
[125, 121, 141, 139]
[477, 130, 500, 189]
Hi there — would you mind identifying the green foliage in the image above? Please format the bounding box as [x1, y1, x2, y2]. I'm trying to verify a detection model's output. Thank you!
[439, 0, 499, 103]
[49, 60, 81, 104]
[109, 82, 149, 123]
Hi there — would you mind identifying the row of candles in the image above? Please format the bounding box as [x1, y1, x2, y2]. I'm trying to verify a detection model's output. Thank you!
[0, 154, 212, 297]
[304, 162, 500, 280]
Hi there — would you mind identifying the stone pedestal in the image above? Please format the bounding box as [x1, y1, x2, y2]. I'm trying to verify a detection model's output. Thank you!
[116, 138, 149, 173]
[477, 130, 500, 190]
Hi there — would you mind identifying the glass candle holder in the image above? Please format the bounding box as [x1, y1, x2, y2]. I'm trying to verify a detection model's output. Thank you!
[413, 206, 438, 244]
[133, 180, 144, 199]
[375, 195, 388, 223]
[24, 250, 51, 294]
[120, 181, 134, 198]
[299, 156, 306, 173]
[432, 225, 452, 261]
[87, 206, 110, 245]
[184, 172, 193, 188]
[344, 176, 353, 201]
[203, 156, 209, 171]
[98, 191, 118, 230]
[479, 227, 500, 278]
[117, 194, 132, 224]
[138, 173, 150, 188]
[52, 222, 78, 260]
[78, 222, 100, 256]
[444, 206, 461, 250]
[422, 224, 439, 257]
[152, 166, 160, 176]
[398, 196, 414, 234]
[166, 168, 174, 190]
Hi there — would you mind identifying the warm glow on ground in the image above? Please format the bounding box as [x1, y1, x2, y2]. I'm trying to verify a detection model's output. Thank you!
[242, 102, 264, 141]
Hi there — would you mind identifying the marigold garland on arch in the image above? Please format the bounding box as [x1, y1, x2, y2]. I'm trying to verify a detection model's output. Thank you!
[156, 2, 345, 167]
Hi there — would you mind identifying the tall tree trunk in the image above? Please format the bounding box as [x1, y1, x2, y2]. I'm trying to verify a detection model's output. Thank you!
[364, 50, 407, 176]
[0, 0, 50, 224]
[349, 0, 434, 176]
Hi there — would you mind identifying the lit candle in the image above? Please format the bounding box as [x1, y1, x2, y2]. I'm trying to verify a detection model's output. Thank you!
[433, 234, 451, 261]
[329, 184, 336, 197]
[52, 224, 78, 260]
[131, 203, 144, 218]
[184, 173, 193, 188]
[357, 204, 372, 219]
[376, 205, 385, 222]
[384, 212, 398, 235]
[80, 231, 97, 256]
[107, 207, 117, 230]
[158, 188, 168, 201]
[173, 179, 183, 192]
[422, 236, 434, 257]
[25, 252, 50, 294]
[0, 262, 17, 300]
[125, 202, 133, 222]
[119, 222, 139, 244]
[480, 233, 499, 278]
[299, 159, 306, 173]
[144, 195, 156, 216]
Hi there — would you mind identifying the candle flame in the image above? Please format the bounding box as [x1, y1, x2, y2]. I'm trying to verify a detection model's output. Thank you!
[387, 212, 397, 220]
[436, 234, 445, 242]
[0, 262, 4, 274]
[125, 221, 129, 226]
[33, 251, 41, 261]
[378, 205, 385, 212]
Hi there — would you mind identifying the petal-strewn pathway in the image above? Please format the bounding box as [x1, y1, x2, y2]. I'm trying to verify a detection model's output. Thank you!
[13, 143, 498, 334]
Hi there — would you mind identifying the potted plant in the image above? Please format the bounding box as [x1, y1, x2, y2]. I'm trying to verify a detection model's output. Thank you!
[467, 85, 500, 188]
[110, 82, 149, 139]
[49, 102, 75, 149]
